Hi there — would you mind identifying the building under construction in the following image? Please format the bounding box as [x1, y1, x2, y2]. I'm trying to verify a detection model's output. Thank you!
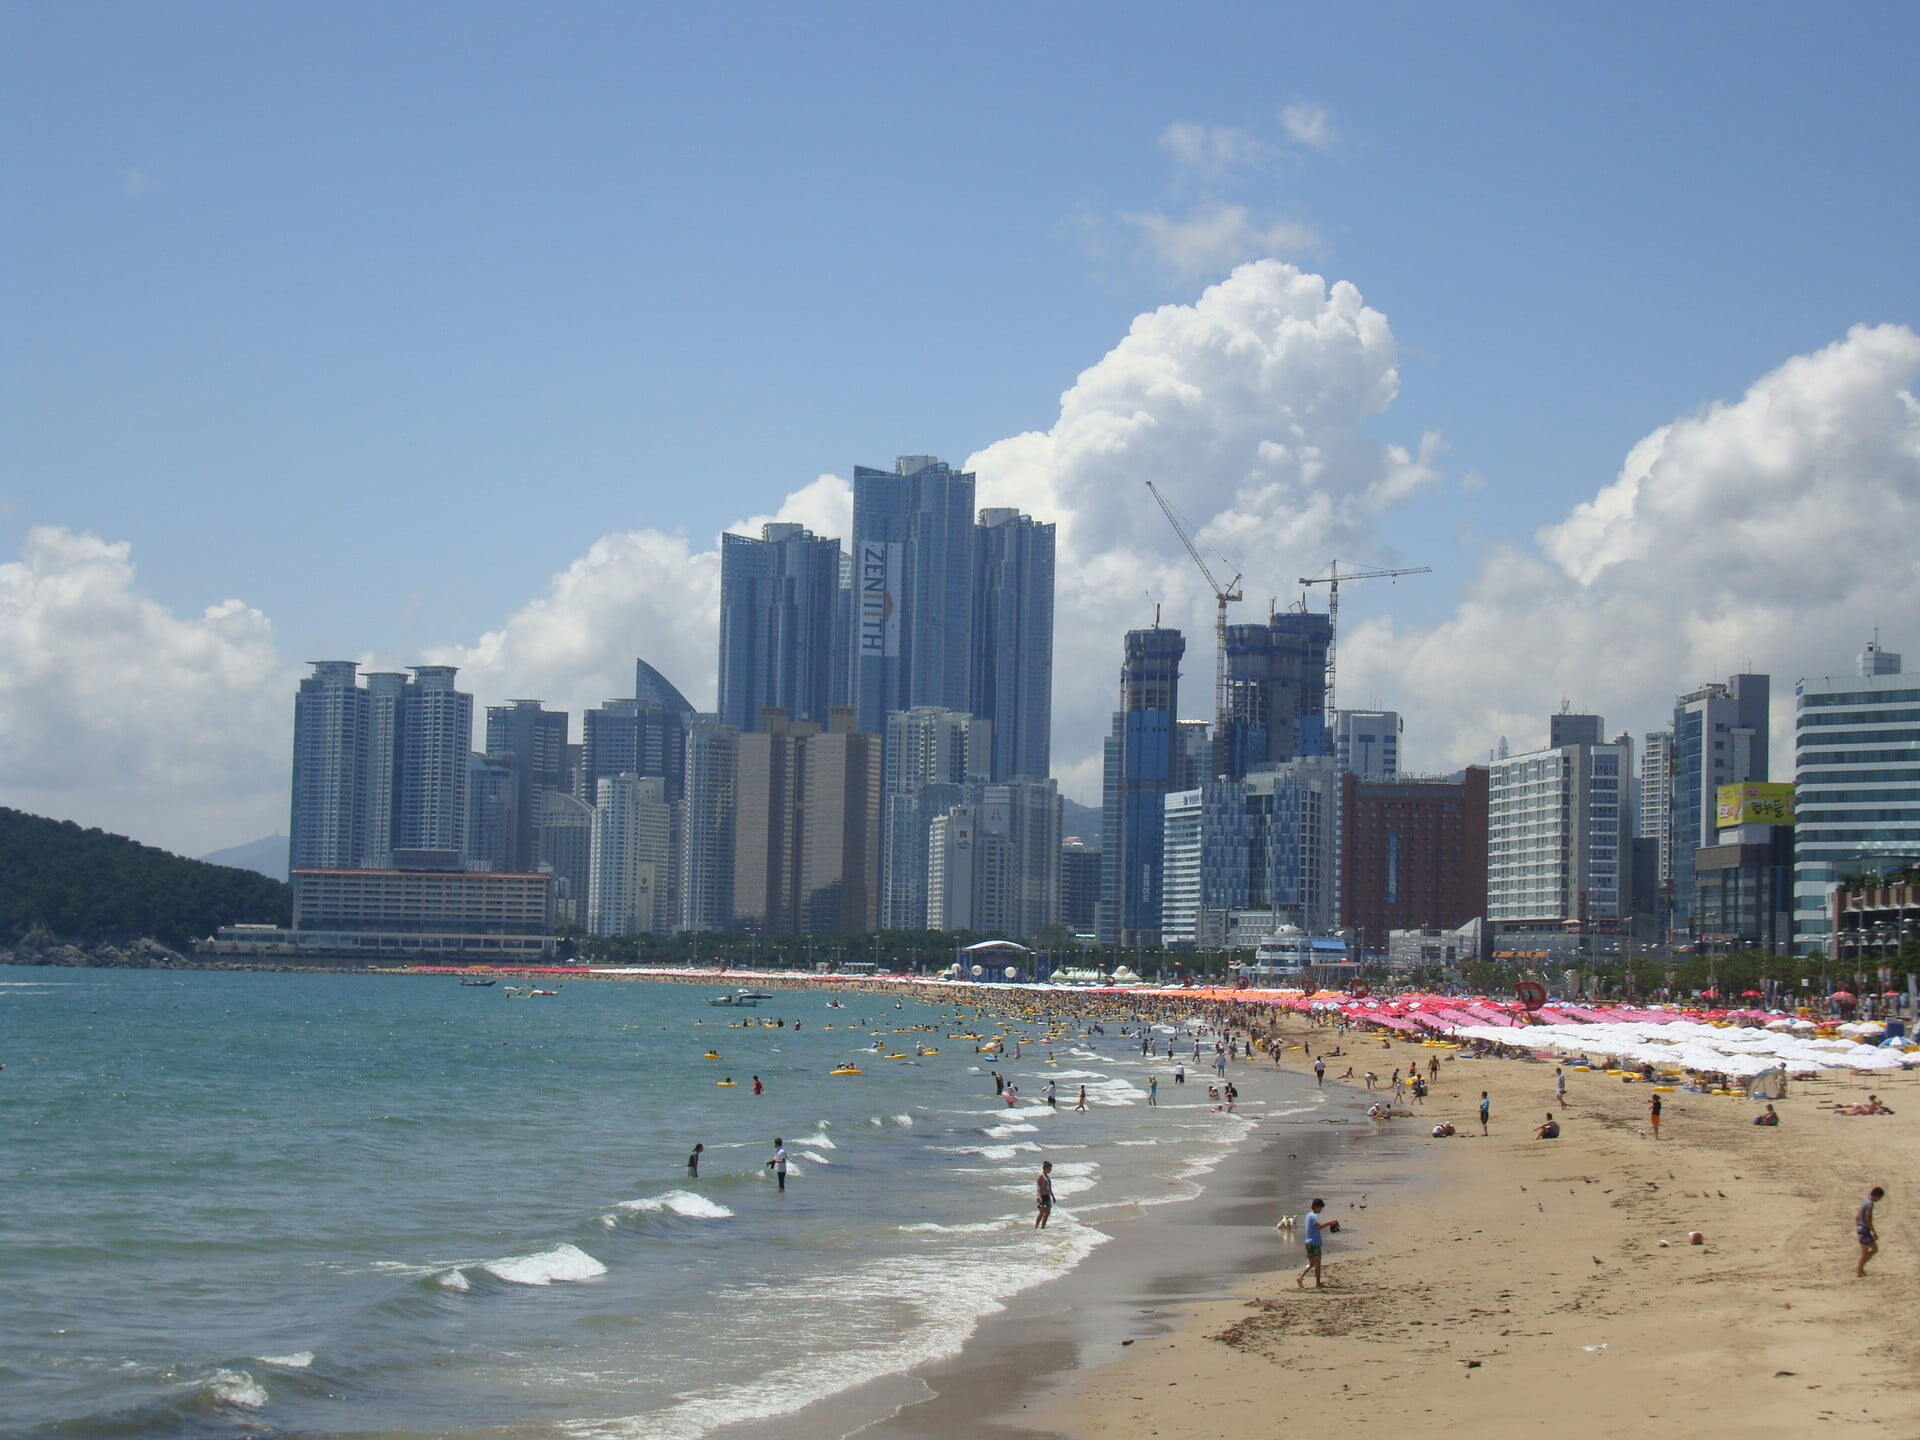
[1218, 612, 1332, 780]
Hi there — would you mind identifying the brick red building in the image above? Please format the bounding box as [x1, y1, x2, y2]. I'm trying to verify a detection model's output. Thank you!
[1340, 769, 1489, 954]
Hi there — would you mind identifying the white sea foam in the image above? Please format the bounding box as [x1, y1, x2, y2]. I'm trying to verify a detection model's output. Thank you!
[800, 1151, 832, 1165]
[481, 1243, 608, 1286]
[434, 1268, 471, 1291]
[204, 1368, 268, 1410]
[892, 1113, 913, 1126]
[898, 1219, 1019, 1234]
[983, 1122, 1038, 1137]
[869, 1116, 885, 1126]
[256, 1351, 313, 1368]
[938, 1142, 1040, 1161]
[617, 1191, 734, 1220]
[559, 1227, 1108, 1440]
[793, 1132, 835, 1149]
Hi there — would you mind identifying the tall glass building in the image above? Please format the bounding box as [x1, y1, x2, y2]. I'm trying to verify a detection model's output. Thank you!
[1218, 612, 1331, 779]
[1668, 674, 1768, 930]
[1793, 640, 1920, 954]
[1097, 627, 1184, 947]
[971, 508, 1055, 782]
[848, 457, 977, 735]
[717, 523, 843, 732]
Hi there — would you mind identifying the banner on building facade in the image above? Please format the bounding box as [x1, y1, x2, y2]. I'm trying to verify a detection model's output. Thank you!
[856, 541, 902, 659]
[1716, 781, 1795, 828]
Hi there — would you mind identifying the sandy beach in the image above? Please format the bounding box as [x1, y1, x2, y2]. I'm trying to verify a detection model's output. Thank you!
[965, 1012, 1920, 1438]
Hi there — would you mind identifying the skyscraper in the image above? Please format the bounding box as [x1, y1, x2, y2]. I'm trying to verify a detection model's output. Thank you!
[394, 666, 472, 856]
[731, 708, 881, 934]
[290, 662, 474, 871]
[535, 789, 593, 928]
[881, 707, 991, 931]
[1097, 626, 1185, 947]
[466, 752, 517, 873]
[1638, 728, 1674, 921]
[718, 523, 843, 732]
[582, 660, 695, 806]
[971, 508, 1055, 782]
[484, 699, 569, 872]
[1339, 769, 1489, 953]
[849, 457, 976, 734]
[1218, 612, 1332, 779]
[589, 773, 674, 937]
[926, 777, 1062, 939]
[1488, 718, 1633, 941]
[290, 661, 369, 870]
[1793, 640, 1920, 955]
[680, 714, 740, 934]
[1669, 674, 1769, 930]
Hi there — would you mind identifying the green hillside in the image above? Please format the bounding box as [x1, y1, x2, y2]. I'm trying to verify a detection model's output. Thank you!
[0, 808, 291, 949]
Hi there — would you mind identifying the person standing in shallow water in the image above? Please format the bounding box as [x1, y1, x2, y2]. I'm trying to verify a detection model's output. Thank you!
[768, 1138, 787, 1192]
[1035, 1161, 1055, 1229]
[687, 1143, 703, 1179]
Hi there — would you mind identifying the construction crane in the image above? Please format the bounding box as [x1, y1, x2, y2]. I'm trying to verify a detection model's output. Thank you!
[1145, 481, 1241, 779]
[1298, 559, 1432, 720]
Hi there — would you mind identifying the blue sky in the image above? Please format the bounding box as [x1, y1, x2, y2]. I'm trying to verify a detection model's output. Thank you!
[6, 2, 1920, 851]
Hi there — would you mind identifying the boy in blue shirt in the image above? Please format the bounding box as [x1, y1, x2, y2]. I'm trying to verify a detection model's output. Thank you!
[1296, 1198, 1328, 1289]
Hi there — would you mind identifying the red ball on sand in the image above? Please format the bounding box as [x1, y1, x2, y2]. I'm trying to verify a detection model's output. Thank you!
[1688, 1231, 1704, 1245]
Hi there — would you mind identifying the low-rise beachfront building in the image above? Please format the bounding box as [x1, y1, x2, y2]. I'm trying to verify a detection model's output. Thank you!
[198, 856, 557, 963]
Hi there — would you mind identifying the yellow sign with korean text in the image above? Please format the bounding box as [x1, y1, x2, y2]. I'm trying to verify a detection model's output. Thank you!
[1716, 781, 1794, 828]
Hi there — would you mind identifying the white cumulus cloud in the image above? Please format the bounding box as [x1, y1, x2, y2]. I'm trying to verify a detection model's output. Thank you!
[1342, 322, 1920, 771]
[0, 527, 293, 851]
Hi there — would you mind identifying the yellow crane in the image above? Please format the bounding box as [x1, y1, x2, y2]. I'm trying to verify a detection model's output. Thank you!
[1298, 560, 1432, 720]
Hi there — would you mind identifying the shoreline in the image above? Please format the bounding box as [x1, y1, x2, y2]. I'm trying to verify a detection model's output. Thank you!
[707, 1043, 1418, 1440]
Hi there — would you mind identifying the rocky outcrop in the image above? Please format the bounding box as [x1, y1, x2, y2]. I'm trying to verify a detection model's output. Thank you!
[3, 926, 189, 968]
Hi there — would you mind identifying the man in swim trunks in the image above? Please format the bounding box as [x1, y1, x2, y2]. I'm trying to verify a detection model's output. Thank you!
[1857, 1186, 1884, 1277]
[1035, 1161, 1054, 1229]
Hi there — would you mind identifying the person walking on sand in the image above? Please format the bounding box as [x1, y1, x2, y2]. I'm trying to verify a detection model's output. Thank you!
[1296, 1198, 1328, 1289]
[1035, 1161, 1055, 1229]
[1429, 1055, 1440, 1083]
[1555, 1066, 1568, 1105]
[687, 1142, 704, 1179]
[1649, 1092, 1662, 1140]
[768, 1137, 788, 1192]
[1478, 1091, 1490, 1136]
[1857, 1186, 1884, 1276]
[1313, 1055, 1326, 1087]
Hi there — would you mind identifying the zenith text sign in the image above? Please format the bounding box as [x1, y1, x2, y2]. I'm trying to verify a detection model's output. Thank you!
[857, 541, 902, 658]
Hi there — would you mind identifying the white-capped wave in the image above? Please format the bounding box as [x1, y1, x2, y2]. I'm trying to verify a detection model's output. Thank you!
[256, 1351, 313, 1368]
[899, 1218, 1020, 1234]
[617, 1191, 734, 1220]
[482, 1243, 608, 1286]
[559, 1226, 1108, 1440]
[204, 1368, 268, 1410]
[938, 1142, 1040, 1161]
[794, 1132, 835, 1149]
[800, 1150, 832, 1165]
[434, 1268, 471, 1291]
[892, 1114, 913, 1126]
[983, 1122, 1038, 1137]
[869, 1116, 885, 1126]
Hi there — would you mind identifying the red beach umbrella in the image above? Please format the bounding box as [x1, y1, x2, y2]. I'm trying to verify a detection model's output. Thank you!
[1741, 990, 1764, 999]
[1831, 991, 1857, 1003]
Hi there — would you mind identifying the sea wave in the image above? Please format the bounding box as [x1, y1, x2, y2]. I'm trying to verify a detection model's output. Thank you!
[617, 1191, 734, 1220]
[481, 1243, 608, 1286]
[202, 1367, 268, 1411]
[793, 1131, 835, 1149]
[256, 1351, 314, 1368]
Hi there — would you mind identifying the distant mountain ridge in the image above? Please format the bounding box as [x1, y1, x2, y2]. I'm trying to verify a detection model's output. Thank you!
[1, 808, 291, 951]
[1061, 797, 1101, 847]
[200, 834, 289, 882]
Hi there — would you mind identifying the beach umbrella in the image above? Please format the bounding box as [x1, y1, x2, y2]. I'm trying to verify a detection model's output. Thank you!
[1831, 990, 1857, 1003]
[1741, 990, 1763, 999]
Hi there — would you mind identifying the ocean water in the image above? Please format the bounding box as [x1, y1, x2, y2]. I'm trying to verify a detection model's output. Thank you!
[0, 966, 1310, 1439]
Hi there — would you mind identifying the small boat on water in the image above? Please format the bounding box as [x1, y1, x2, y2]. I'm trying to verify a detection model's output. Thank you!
[460, 978, 497, 987]
[829, 1065, 863, 1076]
